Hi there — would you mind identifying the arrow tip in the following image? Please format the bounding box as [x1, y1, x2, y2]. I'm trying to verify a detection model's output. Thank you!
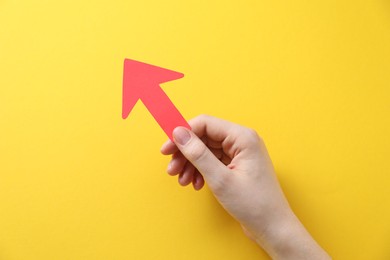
[124, 59, 184, 83]
[122, 59, 184, 120]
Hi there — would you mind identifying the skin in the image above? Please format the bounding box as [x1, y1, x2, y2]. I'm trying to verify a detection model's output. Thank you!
[161, 115, 331, 259]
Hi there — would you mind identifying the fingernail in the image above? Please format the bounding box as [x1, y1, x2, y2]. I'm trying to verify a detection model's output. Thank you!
[173, 127, 191, 145]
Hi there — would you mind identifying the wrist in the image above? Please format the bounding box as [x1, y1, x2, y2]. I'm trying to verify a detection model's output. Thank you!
[253, 208, 298, 255]
[253, 210, 330, 259]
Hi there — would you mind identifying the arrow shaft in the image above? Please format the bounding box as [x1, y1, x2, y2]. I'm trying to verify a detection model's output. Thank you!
[141, 85, 190, 140]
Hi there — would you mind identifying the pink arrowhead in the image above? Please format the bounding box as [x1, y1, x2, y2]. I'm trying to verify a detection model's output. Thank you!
[122, 59, 190, 140]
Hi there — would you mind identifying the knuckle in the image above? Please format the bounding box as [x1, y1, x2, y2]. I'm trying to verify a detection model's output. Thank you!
[189, 114, 210, 128]
[237, 128, 265, 150]
[198, 114, 210, 120]
[243, 128, 262, 144]
[194, 114, 210, 124]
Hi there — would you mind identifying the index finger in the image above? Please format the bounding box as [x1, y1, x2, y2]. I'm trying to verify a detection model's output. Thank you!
[161, 114, 245, 155]
[188, 114, 239, 142]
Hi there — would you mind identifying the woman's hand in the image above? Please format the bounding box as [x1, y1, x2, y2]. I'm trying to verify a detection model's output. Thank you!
[161, 115, 330, 259]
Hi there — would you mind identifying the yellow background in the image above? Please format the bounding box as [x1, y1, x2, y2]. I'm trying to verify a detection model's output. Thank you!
[1, 0, 389, 259]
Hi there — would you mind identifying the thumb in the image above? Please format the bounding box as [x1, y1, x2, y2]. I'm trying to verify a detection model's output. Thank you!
[172, 127, 230, 185]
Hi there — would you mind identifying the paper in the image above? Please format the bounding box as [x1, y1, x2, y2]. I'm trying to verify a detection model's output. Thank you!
[122, 58, 190, 140]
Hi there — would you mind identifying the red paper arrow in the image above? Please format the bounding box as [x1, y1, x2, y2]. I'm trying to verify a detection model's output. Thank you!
[122, 58, 190, 140]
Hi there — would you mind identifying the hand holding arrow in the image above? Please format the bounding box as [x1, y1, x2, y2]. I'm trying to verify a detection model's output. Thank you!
[122, 59, 190, 140]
